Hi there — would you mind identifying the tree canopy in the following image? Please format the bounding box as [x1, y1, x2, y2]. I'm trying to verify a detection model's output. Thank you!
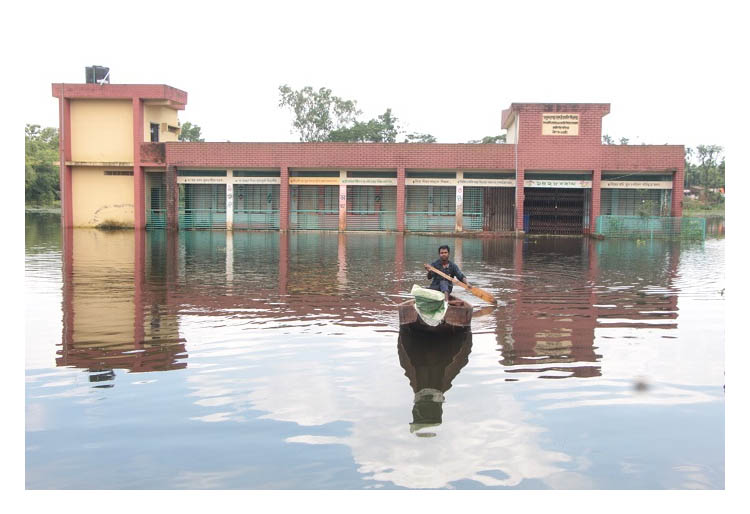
[25, 124, 59, 205]
[279, 84, 436, 143]
[178, 121, 204, 142]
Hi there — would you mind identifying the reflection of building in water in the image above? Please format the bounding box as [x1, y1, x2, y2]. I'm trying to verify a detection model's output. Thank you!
[57, 228, 186, 383]
[398, 330, 472, 436]
[499, 237, 682, 378]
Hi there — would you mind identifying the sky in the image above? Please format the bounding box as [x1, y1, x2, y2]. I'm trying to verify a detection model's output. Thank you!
[11, 0, 737, 151]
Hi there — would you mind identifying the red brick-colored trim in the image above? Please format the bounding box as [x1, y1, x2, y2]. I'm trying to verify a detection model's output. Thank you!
[590, 169, 602, 233]
[59, 97, 73, 227]
[52, 83, 187, 108]
[133, 98, 145, 230]
[671, 162, 685, 217]
[279, 166, 290, 231]
[396, 166, 406, 232]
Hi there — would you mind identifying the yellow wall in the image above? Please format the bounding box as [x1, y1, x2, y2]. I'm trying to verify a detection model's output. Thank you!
[71, 100, 133, 163]
[72, 229, 135, 347]
[72, 167, 134, 227]
[144, 104, 181, 143]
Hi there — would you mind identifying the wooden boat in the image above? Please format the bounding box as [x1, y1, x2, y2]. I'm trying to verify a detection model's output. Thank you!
[398, 295, 473, 334]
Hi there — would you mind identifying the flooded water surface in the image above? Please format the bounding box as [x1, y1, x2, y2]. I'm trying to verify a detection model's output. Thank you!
[25, 213, 725, 489]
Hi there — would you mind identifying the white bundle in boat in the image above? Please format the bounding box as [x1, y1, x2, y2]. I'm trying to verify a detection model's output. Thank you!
[410, 284, 448, 327]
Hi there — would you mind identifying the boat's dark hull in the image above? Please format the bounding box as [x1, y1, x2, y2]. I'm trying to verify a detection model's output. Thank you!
[398, 297, 472, 334]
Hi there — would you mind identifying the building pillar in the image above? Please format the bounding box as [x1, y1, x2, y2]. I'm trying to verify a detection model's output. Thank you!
[455, 171, 464, 232]
[514, 168, 525, 234]
[339, 170, 347, 231]
[133, 98, 146, 230]
[397, 166, 406, 232]
[166, 165, 179, 231]
[226, 170, 234, 231]
[226, 231, 233, 289]
[280, 165, 290, 231]
[590, 168, 601, 234]
[671, 165, 684, 217]
[59, 97, 73, 227]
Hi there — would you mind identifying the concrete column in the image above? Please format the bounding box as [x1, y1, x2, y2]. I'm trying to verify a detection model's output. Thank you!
[590, 168, 601, 234]
[455, 171, 464, 232]
[226, 231, 233, 288]
[280, 165, 290, 231]
[59, 97, 73, 228]
[339, 170, 347, 231]
[514, 168, 525, 234]
[133, 97, 146, 230]
[226, 170, 234, 231]
[671, 165, 684, 217]
[166, 165, 178, 231]
[397, 166, 406, 232]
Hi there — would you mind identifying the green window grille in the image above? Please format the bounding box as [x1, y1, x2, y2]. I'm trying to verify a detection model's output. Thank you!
[179, 184, 227, 230]
[601, 189, 672, 217]
[233, 184, 280, 230]
[596, 215, 705, 240]
[146, 172, 166, 230]
[406, 186, 456, 232]
[463, 187, 484, 231]
[290, 185, 339, 230]
[346, 186, 397, 231]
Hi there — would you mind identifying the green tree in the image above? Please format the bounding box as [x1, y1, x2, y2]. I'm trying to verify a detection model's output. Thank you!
[468, 135, 506, 144]
[279, 85, 361, 142]
[25, 124, 60, 206]
[178, 121, 205, 142]
[328, 108, 400, 142]
[602, 134, 614, 144]
[619, 137, 629, 145]
[404, 132, 437, 143]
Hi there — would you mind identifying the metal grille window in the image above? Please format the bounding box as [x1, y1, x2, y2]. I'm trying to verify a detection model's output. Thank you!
[146, 173, 166, 230]
[234, 184, 280, 230]
[601, 189, 672, 216]
[290, 185, 339, 230]
[523, 188, 586, 235]
[463, 187, 484, 231]
[346, 186, 397, 231]
[179, 184, 227, 229]
[406, 186, 456, 232]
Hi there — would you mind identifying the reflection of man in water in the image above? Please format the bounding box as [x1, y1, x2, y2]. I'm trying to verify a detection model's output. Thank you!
[398, 330, 472, 437]
[423, 245, 469, 302]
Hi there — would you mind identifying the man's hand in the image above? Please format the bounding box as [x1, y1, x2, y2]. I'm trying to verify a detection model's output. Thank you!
[423, 263, 431, 271]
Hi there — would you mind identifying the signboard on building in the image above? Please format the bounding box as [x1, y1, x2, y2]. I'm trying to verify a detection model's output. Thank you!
[233, 177, 281, 185]
[406, 178, 457, 186]
[524, 179, 592, 188]
[601, 180, 673, 189]
[177, 176, 227, 184]
[341, 177, 398, 186]
[542, 113, 579, 136]
[459, 178, 516, 187]
[289, 177, 340, 185]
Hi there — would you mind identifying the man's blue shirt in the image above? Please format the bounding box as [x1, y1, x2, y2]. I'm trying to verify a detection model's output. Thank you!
[427, 259, 466, 293]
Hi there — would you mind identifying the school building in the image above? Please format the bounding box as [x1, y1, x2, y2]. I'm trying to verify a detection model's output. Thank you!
[52, 77, 685, 235]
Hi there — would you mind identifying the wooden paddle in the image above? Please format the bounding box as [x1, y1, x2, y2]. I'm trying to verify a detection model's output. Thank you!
[424, 263, 497, 305]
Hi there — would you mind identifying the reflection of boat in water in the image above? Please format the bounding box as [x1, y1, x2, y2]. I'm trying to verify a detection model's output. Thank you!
[398, 296, 473, 334]
[398, 329, 473, 436]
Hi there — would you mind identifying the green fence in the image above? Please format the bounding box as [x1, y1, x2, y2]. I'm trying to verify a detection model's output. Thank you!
[463, 187, 484, 231]
[146, 173, 166, 230]
[290, 185, 339, 230]
[179, 184, 227, 230]
[346, 185, 397, 230]
[595, 215, 705, 240]
[406, 186, 456, 232]
[233, 184, 280, 230]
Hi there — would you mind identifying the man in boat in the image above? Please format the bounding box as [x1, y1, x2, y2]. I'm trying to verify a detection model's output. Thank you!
[424, 245, 470, 304]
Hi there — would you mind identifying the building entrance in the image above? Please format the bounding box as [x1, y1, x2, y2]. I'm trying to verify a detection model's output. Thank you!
[524, 188, 588, 235]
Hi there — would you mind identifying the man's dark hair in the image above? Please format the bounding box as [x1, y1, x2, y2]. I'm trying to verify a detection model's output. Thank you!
[438, 245, 450, 253]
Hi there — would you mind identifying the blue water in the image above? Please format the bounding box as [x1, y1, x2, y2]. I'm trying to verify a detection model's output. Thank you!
[25, 213, 724, 489]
